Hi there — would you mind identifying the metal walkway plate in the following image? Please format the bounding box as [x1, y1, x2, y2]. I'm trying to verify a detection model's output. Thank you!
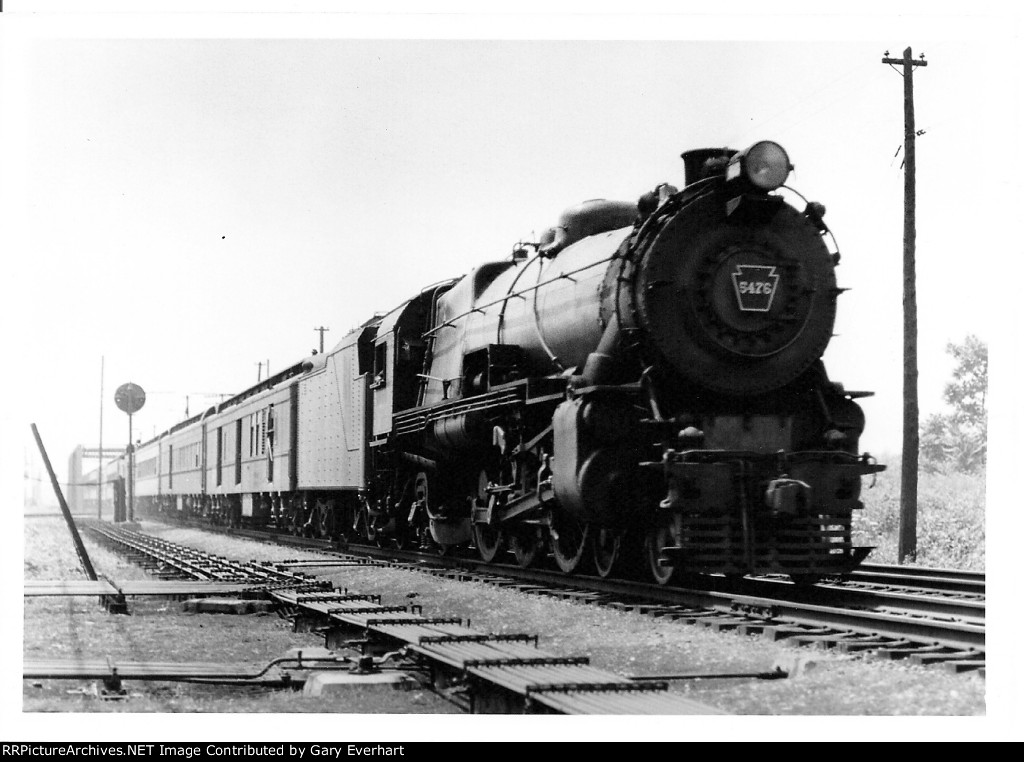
[24, 580, 274, 597]
[24, 580, 119, 597]
[270, 587, 726, 715]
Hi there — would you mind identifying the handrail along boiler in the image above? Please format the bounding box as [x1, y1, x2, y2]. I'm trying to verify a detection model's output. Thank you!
[122, 140, 884, 586]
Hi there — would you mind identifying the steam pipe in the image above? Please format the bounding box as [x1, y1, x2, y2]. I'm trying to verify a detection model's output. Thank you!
[578, 312, 621, 385]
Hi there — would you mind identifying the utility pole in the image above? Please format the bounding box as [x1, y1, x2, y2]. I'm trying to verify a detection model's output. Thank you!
[314, 326, 330, 354]
[98, 356, 104, 520]
[882, 47, 927, 563]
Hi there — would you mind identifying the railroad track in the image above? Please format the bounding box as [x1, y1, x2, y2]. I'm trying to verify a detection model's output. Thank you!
[74, 522, 726, 714]
[119, 518, 987, 675]
[845, 563, 985, 595]
[362, 548, 985, 672]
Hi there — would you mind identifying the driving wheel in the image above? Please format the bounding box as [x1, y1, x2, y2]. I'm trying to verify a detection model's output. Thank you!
[472, 470, 504, 562]
[592, 526, 623, 579]
[509, 528, 542, 568]
[551, 513, 590, 574]
[644, 515, 681, 585]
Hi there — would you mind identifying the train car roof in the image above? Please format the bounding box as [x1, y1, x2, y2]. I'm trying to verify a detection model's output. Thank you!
[134, 351, 325, 449]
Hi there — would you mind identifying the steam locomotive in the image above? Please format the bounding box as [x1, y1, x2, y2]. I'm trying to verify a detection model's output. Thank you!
[123, 140, 884, 585]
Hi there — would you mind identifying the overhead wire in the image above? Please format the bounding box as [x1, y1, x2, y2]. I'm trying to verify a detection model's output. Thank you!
[726, 59, 876, 146]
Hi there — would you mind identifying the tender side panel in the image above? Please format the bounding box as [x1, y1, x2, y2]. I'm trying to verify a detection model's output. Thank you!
[297, 364, 333, 487]
[341, 354, 370, 489]
[298, 339, 370, 490]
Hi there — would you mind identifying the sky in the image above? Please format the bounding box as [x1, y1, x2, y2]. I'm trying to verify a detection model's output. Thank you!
[4, 11, 1018, 478]
[1, 1, 1021, 743]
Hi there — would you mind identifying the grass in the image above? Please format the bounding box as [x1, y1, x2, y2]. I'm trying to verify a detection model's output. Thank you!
[21, 520, 461, 716]
[18, 458, 992, 728]
[852, 457, 986, 570]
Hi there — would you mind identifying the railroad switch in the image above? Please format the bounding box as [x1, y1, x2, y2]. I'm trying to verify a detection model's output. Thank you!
[101, 594, 129, 615]
[100, 675, 128, 699]
[99, 658, 129, 700]
[350, 655, 379, 675]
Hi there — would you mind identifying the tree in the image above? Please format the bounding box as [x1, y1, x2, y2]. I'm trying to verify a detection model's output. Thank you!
[943, 335, 988, 430]
[920, 335, 988, 473]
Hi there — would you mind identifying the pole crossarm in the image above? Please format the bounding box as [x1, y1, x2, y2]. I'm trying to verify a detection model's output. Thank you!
[314, 326, 330, 354]
[881, 56, 927, 67]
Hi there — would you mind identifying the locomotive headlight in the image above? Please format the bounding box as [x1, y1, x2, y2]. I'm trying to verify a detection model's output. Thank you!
[727, 141, 793, 191]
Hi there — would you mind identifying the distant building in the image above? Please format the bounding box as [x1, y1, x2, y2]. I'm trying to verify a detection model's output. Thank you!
[64, 445, 120, 518]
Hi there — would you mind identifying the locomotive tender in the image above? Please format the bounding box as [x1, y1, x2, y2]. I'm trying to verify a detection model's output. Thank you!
[124, 140, 884, 585]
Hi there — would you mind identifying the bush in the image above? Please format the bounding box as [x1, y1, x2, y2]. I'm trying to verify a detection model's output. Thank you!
[852, 456, 985, 570]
